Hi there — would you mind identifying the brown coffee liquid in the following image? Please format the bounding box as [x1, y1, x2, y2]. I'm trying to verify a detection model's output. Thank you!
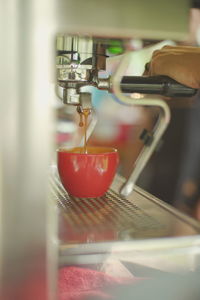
[78, 108, 91, 153]
[62, 147, 116, 154]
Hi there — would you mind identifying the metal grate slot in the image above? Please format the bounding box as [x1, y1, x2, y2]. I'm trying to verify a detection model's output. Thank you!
[50, 171, 167, 242]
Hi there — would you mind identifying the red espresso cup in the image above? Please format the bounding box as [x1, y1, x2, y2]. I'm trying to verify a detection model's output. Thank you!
[57, 147, 119, 198]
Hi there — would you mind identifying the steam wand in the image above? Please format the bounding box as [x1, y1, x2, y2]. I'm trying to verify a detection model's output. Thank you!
[112, 52, 171, 197]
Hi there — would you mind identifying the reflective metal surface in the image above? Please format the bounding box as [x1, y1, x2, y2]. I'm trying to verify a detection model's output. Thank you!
[50, 167, 200, 271]
[56, 35, 106, 105]
[50, 170, 200, 272]
[51, 176, 165, 242]
[51, 171, 200, 243]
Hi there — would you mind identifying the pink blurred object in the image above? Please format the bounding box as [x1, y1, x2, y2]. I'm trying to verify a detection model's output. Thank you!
[57, 132, 72, 144]
[58, 266, 143, 300]
[116, 124, 133, 143]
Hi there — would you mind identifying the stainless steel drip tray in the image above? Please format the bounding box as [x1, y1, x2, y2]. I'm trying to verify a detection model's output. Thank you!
[50, 169, 200, 270]
[50, 168, 200, 246]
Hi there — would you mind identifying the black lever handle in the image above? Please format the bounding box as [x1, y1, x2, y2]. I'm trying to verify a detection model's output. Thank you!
[120, 75, 197, 97]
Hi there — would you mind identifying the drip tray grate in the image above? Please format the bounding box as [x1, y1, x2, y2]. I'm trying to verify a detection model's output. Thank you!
[50, 173, 166, 241]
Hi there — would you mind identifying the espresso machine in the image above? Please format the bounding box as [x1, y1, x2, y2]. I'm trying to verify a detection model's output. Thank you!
[1, 0, 200, 299]
[55, 33, 200, 261]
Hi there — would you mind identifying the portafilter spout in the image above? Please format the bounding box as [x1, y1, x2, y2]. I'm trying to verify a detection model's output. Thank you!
[56, 35, 107, 106]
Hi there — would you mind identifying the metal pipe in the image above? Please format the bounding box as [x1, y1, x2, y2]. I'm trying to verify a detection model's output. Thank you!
[112, 52, 171, 197]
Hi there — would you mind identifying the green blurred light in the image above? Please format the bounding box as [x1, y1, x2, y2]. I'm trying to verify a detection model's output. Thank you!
[108, 41, 123, 54]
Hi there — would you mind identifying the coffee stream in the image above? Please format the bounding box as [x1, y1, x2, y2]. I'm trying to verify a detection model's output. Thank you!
[78, 108, 91, 153]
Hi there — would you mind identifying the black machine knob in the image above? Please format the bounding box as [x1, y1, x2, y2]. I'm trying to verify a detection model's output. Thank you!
[120, 75, 197, 97]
